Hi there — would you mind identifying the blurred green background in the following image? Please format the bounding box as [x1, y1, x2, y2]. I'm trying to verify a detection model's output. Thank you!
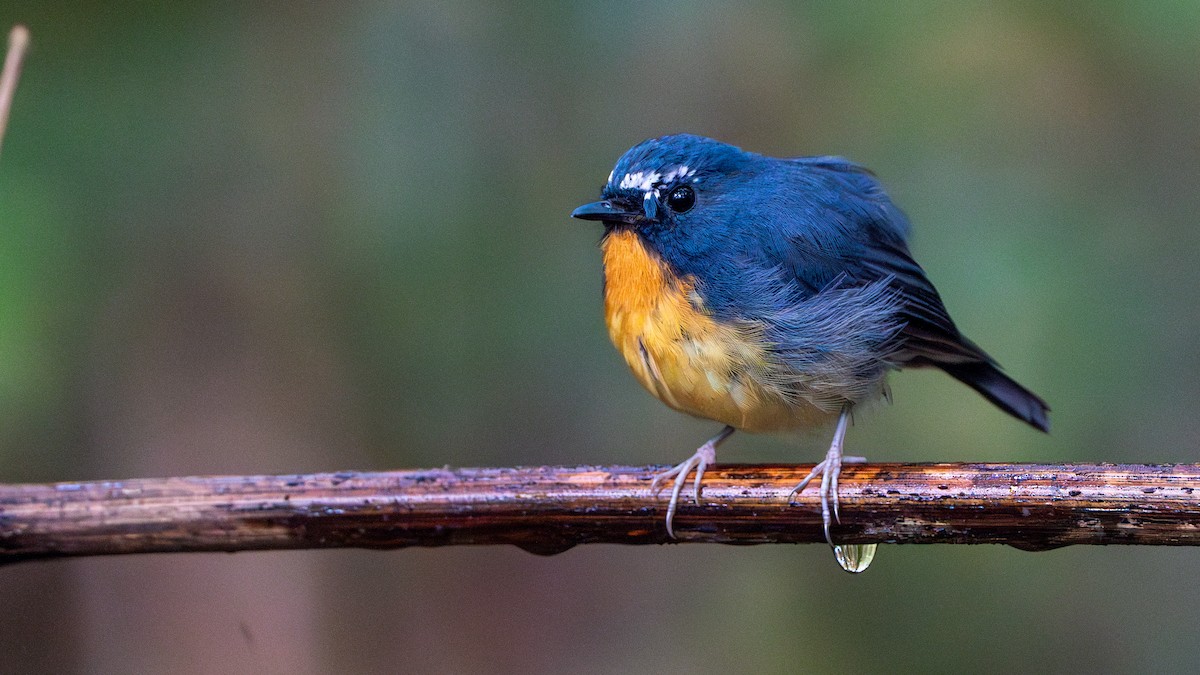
[0, 2, 1198, 673]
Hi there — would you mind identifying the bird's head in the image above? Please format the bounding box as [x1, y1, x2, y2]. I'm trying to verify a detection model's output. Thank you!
[572, 134, 757, 261]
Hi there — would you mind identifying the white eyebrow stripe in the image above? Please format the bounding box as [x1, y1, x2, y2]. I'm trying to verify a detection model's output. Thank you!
[618, 170, 661, 191]
[619, 164, 696, 193]
[617, 165, 696, 192]
[660, 165, 693, 184]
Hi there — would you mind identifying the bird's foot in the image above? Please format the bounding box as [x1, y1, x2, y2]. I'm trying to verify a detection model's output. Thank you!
[650, 426, 734, 538]
[786, 408, 862, 545]
[788, 449, 867, 544]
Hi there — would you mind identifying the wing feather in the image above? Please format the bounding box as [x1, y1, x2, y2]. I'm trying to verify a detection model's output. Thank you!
[765, 158, 992, 368]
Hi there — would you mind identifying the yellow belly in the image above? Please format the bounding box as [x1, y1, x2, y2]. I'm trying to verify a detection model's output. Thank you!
[601, 229, 832, 432]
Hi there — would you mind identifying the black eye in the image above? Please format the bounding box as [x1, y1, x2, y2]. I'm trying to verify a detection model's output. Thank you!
[666, 185, 696, 213]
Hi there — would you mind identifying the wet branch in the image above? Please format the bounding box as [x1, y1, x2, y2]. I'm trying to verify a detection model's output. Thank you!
[0, 462, 1197, 564]
[0, 25, 30, 158]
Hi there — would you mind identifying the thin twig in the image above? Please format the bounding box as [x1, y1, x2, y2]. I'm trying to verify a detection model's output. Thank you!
[0, 25, 29, 158]
[0, 462, 1197, 564]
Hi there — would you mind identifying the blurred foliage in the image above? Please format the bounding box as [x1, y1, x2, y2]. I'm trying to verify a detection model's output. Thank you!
[0, 2, 1198, 672]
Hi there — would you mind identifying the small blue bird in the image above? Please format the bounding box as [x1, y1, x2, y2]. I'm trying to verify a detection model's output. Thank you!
[572, 134, 1049, 548]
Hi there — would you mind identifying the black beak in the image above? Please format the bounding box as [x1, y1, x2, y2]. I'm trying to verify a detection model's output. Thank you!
[571, 199, 640, 225]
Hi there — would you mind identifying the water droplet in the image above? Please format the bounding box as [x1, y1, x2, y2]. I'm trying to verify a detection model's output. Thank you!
[833, 543, 877, 573]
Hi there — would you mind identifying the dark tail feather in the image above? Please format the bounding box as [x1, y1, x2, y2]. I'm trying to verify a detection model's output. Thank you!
[939, 362, 1050, 432]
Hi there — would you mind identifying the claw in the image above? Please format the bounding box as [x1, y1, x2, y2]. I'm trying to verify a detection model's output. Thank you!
[788, 458, 827, 501]
[650, 426, 734, 538]
[830, 455, 843, 524]
[820, 453, 835, 542]
[691, 455, 707, 505]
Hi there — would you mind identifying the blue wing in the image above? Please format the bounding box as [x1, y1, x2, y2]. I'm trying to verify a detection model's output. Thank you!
[749, 156, 1049, 430]
[751, 156, 987, 365]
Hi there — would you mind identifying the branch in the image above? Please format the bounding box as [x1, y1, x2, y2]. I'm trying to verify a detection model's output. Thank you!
[1, 463, 1197, 564]
[0, 25, 29, 158]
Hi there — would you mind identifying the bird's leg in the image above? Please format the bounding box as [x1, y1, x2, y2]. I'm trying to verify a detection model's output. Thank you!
[788, 406, 865, 545]
[649, 425, 735, 538]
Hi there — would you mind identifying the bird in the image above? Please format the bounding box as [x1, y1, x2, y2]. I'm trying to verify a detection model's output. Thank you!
[571, 133, 1050, 548]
